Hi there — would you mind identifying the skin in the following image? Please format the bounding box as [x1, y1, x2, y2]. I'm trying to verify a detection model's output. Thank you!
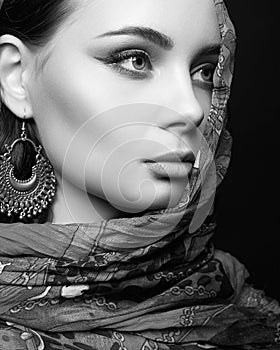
[0, 0, 221, 224]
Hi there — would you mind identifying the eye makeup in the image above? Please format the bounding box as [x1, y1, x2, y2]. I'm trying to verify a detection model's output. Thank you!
[95, 44, 160, 79]
[191, 63, 217, 90]
[92, 37, 220, 84]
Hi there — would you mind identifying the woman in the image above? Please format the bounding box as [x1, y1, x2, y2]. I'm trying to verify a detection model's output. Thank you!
[0, 1, 279, 349]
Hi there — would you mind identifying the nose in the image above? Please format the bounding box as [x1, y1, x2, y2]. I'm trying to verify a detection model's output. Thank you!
[158, 65, 205, 132]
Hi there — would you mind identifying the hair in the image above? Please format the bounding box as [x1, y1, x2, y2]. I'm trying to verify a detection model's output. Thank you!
[0, 0, 76, 223]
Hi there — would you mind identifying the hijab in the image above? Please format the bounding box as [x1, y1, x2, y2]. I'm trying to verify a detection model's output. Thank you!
[0, 1, 280, 349]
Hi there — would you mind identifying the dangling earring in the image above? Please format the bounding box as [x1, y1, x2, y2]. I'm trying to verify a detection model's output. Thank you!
[0, 111, 57, 220]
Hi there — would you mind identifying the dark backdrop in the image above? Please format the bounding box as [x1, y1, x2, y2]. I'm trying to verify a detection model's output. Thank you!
[214, 1, 279, 300]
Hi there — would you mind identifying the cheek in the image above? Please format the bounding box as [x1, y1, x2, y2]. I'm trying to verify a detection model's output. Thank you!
[30, 50, 155, 151]
[194, 86, 212, 112]
[28, 52, 125, 173]
[193, 87, 212, 128]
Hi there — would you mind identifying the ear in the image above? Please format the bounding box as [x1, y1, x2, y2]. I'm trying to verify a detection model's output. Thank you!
[0, 34, 34, 119]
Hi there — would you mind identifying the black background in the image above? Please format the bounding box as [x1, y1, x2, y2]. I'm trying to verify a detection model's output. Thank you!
[214, 1, 279, 300]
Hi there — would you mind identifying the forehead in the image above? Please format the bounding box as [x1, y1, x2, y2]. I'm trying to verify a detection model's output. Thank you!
[56, 0, 220, 50]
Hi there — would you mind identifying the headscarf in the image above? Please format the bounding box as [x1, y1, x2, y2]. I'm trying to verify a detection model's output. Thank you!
[0, 1, 280, 349]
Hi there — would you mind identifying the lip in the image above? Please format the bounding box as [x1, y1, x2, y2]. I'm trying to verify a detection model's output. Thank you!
[143, 150, 195, 179]
[144, 161, 193, 178]
[143, 150, 196, 164]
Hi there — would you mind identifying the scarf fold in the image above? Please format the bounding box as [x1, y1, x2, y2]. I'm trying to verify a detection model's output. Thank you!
[1, 1, 280, 349]
[0, 220, 280, 350]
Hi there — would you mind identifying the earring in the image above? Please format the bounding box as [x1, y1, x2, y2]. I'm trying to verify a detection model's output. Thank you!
[0, 112, 57, 220]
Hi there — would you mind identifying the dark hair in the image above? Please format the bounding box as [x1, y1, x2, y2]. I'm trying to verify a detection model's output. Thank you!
[0, 0, 75, 223]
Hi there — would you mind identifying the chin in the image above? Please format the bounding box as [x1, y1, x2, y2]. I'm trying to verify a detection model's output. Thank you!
[110, 185, 185, 214]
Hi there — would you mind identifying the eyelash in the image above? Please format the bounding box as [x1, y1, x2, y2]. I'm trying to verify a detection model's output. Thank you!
[97, 49, 153, 79]
[191, 64, 216, 89]
[98, 49, 216, 86]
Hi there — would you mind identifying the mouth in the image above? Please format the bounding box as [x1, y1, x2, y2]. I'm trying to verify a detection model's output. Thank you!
[144, 150, 196, 164]
[143, 150, 195, 179]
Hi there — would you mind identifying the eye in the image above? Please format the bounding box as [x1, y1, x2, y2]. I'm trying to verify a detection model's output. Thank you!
[191, 63, 216, 87]
[97, 49, 153, 79]
[121, 51, 149, 71]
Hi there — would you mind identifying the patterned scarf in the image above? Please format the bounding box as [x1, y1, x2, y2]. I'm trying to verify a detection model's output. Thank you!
[1, 1, 280, 349]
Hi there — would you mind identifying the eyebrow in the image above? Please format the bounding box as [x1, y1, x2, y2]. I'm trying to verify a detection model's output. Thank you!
[192, 43, 221, 62]
[95, 26, 174, 50]
[95, 25, 221, 61]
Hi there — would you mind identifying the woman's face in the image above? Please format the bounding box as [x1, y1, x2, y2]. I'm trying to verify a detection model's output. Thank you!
[26, 0, 221, 218]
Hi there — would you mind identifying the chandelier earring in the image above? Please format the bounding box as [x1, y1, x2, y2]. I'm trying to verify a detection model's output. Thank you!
[0, 110, 57, 220]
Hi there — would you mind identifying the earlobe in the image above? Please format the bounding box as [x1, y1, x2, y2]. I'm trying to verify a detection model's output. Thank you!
[0, 34, 34, 119]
